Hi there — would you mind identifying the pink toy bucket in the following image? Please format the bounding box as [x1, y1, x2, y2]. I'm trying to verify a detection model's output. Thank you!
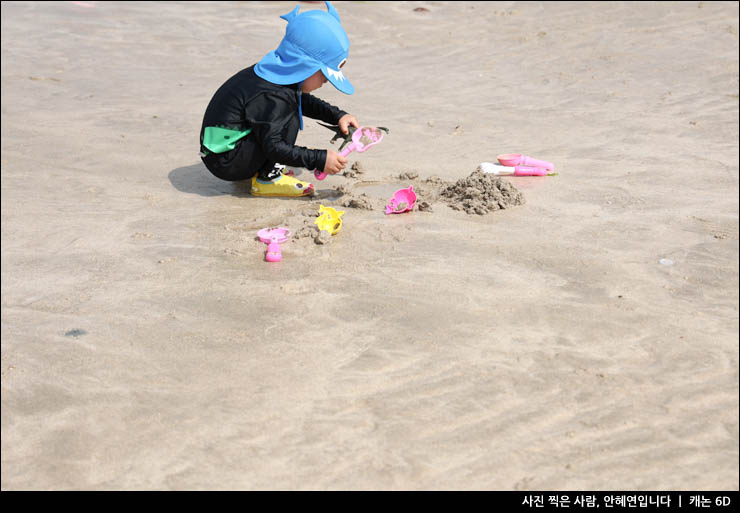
[385, 186, 416, 215]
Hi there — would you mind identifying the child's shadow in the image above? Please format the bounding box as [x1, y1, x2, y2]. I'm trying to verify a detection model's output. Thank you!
[168, 162, 339, 201]
[168, 162, 254, 198]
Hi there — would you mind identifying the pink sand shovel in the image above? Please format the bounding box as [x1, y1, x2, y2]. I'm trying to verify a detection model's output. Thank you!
[257, 227, 290, 263]
[314, 126, 386, 180]
[497, 153, 555, 171]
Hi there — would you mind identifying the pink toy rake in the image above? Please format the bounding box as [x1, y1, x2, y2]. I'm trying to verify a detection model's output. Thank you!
[314, 126, 386, 180]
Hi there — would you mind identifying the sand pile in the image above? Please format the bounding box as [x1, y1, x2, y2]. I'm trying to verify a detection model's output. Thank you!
[343, 161, 365, 178]
[333, 184, 375, 210]
[341, 195, 374, 210]
[439, 170, 525, 215]
[288, 211, 329, 244]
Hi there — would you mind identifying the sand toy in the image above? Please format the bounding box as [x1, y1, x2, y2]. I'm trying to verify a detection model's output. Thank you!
[384, 186, 417, 214]
[479, 162, 549, 176]
[314, 205, 344, 235]
[315, 126, 386, 180]
[257, 227, 291, 262]
[318, 123, 389, 152]
[497, 153, 554, 171]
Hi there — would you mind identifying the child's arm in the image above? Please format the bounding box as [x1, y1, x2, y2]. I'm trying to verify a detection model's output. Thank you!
[240, 93, 326, 171]
[303, 93, 360, 139]
[256, 120, 347, 175]
[301, 93, 357, 128]
[260, 127, 329, 171]
[248, 95, 350, 173]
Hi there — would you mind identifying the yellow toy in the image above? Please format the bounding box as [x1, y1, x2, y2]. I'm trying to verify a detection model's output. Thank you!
[314, 205, 344, 235]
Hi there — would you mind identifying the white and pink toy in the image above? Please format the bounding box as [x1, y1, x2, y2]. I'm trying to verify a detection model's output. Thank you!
[497, 153, 554, 171]
[479, 162, 548, 176]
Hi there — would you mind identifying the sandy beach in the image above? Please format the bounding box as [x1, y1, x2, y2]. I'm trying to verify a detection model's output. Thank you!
[1, 1, 738, 490]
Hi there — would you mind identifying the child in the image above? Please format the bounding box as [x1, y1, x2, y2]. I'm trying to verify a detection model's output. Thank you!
[199, 1, 360, 197]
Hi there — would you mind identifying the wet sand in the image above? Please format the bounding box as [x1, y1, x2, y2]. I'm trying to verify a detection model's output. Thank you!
[1, 1, 738, 490]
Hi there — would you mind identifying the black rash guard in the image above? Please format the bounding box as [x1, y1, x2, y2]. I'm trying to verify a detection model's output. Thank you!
[200, 65, 347, 179]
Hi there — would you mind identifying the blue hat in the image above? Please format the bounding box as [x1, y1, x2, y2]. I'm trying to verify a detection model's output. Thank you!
[255, 1, 354, 95]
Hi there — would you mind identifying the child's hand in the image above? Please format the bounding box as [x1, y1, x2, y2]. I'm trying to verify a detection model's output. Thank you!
[338, 114, 360, 135]
[324, 150, 348, 175]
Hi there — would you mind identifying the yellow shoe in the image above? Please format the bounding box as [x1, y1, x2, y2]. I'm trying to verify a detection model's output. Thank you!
[250, 174, 315, 197]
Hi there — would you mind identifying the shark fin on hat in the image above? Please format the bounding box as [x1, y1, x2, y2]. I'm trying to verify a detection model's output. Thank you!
[280, 5, 300, 22]
[325, 1, 341, 22]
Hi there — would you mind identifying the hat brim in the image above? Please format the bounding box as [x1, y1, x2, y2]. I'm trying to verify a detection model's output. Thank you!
[256, 50, 322, 85]
[321, 65, 354, 95]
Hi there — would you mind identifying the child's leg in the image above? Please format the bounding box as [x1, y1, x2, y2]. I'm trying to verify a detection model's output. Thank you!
[200, 135, 267, 182]
[201, 137, 314, 197]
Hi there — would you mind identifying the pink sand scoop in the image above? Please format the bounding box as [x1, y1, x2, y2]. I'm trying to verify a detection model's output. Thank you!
[497, 153, 554, 171]
[315, 126, 386, 180]
[385, 186, 416, 215]
[257, 227, 290, 262]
